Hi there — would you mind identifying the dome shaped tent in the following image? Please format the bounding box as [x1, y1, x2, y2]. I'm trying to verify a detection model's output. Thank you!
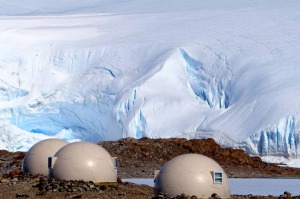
[22, 138, 69, 175]
[154, 154, 231, 198]
[49, 142, 117, 182]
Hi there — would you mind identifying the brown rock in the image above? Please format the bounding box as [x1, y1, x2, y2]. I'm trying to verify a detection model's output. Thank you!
[9, 169, 21, 177]
[117, 177, 123, 183]
[0, 178, 9, 183]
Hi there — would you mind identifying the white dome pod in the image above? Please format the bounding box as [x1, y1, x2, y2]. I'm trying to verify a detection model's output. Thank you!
[49, 142, 117, 182]
[154, 154, 231, 198]
[22, 138, 69, 175]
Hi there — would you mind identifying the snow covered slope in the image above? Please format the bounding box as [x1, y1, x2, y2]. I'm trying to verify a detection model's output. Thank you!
[1, 0, 300, 164]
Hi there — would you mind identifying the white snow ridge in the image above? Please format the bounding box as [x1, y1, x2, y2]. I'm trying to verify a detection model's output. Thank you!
[1, 0, 300, 166]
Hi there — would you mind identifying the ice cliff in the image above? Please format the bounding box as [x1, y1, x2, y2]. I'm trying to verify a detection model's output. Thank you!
[1, 0, 300, 165]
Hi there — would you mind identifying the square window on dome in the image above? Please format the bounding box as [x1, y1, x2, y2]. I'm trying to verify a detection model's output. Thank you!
[213, 172, 223, 184]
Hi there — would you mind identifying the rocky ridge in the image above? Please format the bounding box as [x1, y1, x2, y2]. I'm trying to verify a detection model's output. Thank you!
[98, 138, 300, 178]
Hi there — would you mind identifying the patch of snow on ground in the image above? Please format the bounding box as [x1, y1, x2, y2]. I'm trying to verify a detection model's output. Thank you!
[262, 156, 300, 168]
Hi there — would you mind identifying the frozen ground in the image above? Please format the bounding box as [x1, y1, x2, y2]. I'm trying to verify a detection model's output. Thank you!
[124, 178, 300, 196]
[1, 0, 300, 166]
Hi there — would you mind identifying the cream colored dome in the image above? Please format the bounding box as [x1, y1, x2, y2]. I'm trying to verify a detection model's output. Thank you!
[49, 142, 117, 182]
[154, 154, 231, 198]
[22, 138, 68, 175]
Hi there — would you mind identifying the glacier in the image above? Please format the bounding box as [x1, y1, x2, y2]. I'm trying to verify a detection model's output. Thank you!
[1, 0, 300, 165]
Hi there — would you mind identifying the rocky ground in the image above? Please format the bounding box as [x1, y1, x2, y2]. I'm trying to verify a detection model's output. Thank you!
[1, 138, 300, 198]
